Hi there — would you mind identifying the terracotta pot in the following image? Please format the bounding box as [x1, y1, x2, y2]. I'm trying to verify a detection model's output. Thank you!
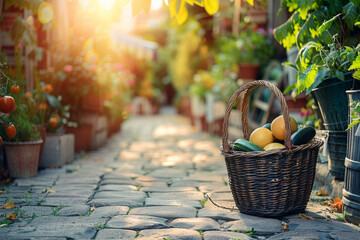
[37, 125, 46, 161]
[238, 64, 260, 80]
[284, 94, 307, 112]
[81, 91, 104, 113]
[65, 125, 93, 152]
[4, 140, 43, 178]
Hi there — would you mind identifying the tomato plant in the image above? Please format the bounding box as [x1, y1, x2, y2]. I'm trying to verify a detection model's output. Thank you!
[5, 124, 16, 139]
[11, 85, 20, 94]
[0, 96, 15, 113]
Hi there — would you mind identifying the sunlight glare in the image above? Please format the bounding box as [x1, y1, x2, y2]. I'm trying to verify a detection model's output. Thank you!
[151, 0, 163, 11]
[97, 0, 116, 10]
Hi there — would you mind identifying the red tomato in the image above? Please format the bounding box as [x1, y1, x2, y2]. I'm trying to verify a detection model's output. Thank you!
[0, 96, 15, 113]
[0, 136, 2, 145]
[11, 85, 20, 94]
[6, 124, 16, 139]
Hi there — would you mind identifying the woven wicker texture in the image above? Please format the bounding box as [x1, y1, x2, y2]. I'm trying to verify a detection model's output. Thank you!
[221, 80, 323, 217]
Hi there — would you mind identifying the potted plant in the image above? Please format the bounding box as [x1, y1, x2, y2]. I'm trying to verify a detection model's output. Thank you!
[0, 64, 41, 178]
[217, 26, 274, 80]
[45, 35, 97, 152]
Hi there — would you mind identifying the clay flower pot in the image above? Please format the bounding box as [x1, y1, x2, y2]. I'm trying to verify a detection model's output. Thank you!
[4, 140, 43, 178]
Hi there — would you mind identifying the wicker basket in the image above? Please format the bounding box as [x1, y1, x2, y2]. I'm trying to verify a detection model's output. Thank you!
[222, 80, 323, 217]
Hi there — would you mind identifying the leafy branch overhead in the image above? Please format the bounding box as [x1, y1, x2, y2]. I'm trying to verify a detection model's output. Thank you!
[274, 0, 360, 50]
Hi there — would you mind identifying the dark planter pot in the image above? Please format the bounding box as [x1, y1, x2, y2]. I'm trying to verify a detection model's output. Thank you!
[238, 64, 259, 80]
[4, 140, 43, 178]
[65, 125, 93, 152]
[311, 73, 360, 131]
[327, 130, 347, 180]
[343, 90, 360, 225]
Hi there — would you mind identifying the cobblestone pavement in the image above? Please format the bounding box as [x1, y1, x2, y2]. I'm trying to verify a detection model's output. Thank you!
[1, 109, 360, 239]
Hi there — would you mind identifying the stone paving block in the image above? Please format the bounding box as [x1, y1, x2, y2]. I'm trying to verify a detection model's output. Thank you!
[101, 179, 138, 185]
[198, 185, 231, 193]
[137, 228, 201, 240]
[142, 186, 196, 192]
[198, 208, 241, 221]
[327, 231, 360, 240]
[169, 217, 220, 231]
[287, 218, 358, 232]
[41, 197, 88, 206]
[107, 215, 168, 229]
[183, 174, 224, 183]
[147, 168, 187, 179]
[135, 176, 167, 182]
[103, 172, 139, 179]
[149, 192, 204, 201]
[20, 206, 54, 216]
[98, 185, 138, 191]
[118, 150, 142, 160]
[51, 184, 97, 191]
[93, 191, 145, 199]
[130, 205, 197, 218]
[56, 177, 100, 185]
[170, 181, 203, 188]
[95, 229, 136, 239]
[203, 230, 254, 240]
[267, 231, 324, 240]
[207, 192, 234, 201]
[14, 178, 55, 187]
[204, 200, 236, 209]
[90, 206, 129, 218]
[145, 198, 202, 208]
[221, 215, 283, 234]
[136, 181, 169, 188]
[89, 197, 144, 207]
[5, 216, 104, 239]
[57, 204, 90, 216]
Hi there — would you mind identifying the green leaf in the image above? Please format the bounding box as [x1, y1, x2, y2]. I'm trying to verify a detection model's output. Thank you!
[282, 62, 298, 71]
[335, 70, 345, 80]
[351, 0, 360, 7]
[298, 0, 315, 20]
[46, 94, 62, 109]
[317, 14, 341, 33]
[343, 2, 360, 31]
[349, 55, 360, 70]
[284, 84, 296, 94]
[273, 12, 301, 50]
[305, 67, 330, 94]
[354, 102, 360, 112]
[346, 120, 360, 130]
[353, 70, 360, 80]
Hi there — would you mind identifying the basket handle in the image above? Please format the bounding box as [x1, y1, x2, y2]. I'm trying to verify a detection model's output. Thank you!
[222, 80, 292, 152]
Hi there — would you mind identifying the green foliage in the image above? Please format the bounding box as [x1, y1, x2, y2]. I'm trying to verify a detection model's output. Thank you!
[0, 103, 41, 142]
[217, 28, 274, 65]
[275, 0, 360, 50]
[289, 34, 359, 96]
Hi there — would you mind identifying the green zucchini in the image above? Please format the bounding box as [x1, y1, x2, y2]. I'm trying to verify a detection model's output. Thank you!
[291, 127, 316, 145]
[262, 123, 271, 130]
[233, 139, 265, 152]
